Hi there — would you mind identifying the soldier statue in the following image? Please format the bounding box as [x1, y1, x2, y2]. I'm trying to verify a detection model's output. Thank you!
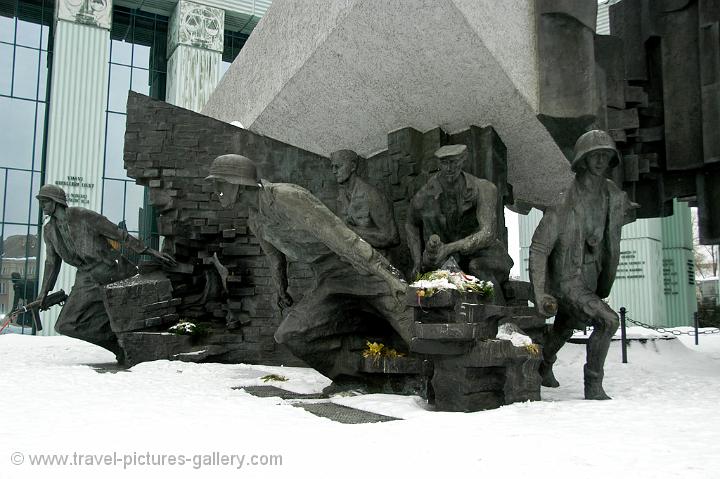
[206, 154, 411, 384]
[405, 144, 513, 301]
[36, 184, 174, 362]
[529, 130, 637, 400]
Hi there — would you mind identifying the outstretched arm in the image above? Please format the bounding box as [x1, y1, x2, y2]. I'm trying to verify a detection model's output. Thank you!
[256, 235, 292, 308]
[37, 241, 61, 307]
[90, 210, 175, 264]
[529, 209, 559, 317]
[405, 200, 424, 277]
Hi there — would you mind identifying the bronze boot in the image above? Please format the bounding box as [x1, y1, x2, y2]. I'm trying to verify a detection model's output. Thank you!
[584, 364, 611, 400]
[539, 360, 560, 388]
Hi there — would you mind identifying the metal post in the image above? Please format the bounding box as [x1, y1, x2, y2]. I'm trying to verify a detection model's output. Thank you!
[694, 311, 699, 346]
[620, 307, 627, 364]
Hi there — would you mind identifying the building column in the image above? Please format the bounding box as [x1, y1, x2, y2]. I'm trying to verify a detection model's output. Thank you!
[608, 219, 666, 327]
[518, 208, 543, 282]
[40, 0, 112, 334]
[166, 0, 224, 112]
[661, 200, 698, 326]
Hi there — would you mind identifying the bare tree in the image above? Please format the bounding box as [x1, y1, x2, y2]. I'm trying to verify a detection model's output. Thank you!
[692, 208, 718, 279]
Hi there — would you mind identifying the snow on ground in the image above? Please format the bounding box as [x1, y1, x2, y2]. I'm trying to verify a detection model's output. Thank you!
[1, 332, 719, 479]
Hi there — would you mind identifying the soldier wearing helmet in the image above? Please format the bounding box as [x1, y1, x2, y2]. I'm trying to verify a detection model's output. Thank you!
[207, 154, 412, 387]
[529, 129, 638, 400]
[36, 184, 175, 362]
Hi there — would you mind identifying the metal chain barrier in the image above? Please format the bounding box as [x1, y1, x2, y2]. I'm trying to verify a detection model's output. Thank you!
[624, 315, 720, 336]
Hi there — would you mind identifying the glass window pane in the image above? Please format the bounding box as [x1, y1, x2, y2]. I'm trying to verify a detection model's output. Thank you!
[124, 182, 144, 232]
[130, 67, 149, 95]
[104, 112, 127, 179]
[40, 24, 49, 51]
[149, 71, 165, 100]
[133, 44, 150, 69]
[107, 64, 131, 113]
[29, 172, 40, 221]
[2, 225, 39, 263]
[111, 39, 132, 66]
[37, 48, 49, 100]
[15, 18, 40, 49]
[33, 102, 45, 168]
[13, 45, 39, 100]
[0, 97, 35, 170]
[0, 15, 14, 44]
[4, 169, 32, 223]
[0, 169, 7, 220]
[102, 179, 125, 225]
[0, 42, 12, 96]
[1, 225, 39, 320]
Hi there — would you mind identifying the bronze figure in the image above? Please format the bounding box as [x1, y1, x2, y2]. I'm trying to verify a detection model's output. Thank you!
[405, 144, 513, 301]
[330, 149, 400, 254]
[207, 154, 411, 382]
[36, 184, 174, 362]
[529, 130, 638, 400]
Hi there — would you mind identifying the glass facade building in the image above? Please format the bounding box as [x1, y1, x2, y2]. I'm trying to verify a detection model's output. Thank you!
[0, 0, 269, 334]
[0, 0, 52, 327]
[102, 7, 168, 238]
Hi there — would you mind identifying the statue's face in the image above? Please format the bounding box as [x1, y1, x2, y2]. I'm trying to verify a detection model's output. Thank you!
[585, 150, 612, 177]
[330, 156, 356, 184]
[213, 179, 240, 208]
[438, 153, 465, 181]
[39, 198, 56, 216]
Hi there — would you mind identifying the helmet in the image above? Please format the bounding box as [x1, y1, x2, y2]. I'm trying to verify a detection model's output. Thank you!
[571, 130, 619, 171]
[205, 154, 260, 187]
[36, 184, 68, 206]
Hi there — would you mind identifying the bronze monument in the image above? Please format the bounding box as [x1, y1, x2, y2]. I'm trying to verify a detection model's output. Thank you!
[529, 130, 637, 400]
[36, 184, 174, 362]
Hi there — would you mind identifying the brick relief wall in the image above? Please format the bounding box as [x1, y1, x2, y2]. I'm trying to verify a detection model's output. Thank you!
[124, 92, 509, 365]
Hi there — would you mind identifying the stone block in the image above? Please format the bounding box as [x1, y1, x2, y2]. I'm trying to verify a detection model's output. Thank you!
[104, 273, 175, 333]
[430, 340, 542, 412]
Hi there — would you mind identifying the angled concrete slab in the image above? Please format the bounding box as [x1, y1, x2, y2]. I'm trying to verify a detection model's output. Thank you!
[203, 0, 573, 206]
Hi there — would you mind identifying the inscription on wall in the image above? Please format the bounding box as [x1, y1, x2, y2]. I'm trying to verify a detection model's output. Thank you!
[615, 250, 646, 280]
[663, 258, 678, 295]
[55, 175, 95, 205]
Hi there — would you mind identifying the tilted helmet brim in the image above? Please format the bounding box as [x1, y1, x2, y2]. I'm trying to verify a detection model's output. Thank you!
[571, 147, 620, 172]
[204, 174, 260, 187]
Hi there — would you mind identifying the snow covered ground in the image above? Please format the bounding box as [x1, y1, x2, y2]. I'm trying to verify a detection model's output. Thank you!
[1, 330, 719, 479]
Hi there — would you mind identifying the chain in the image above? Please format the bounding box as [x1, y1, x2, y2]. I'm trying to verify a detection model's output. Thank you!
[623, 315, 720, 336]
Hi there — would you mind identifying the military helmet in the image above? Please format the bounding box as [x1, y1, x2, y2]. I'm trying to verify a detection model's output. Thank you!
[571, 130, 619, 172]
[205, 154, 260, 187]
[36, 184, 68, 206]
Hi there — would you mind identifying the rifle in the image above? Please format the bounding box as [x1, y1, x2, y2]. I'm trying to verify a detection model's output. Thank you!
[0, 290, 68, 334]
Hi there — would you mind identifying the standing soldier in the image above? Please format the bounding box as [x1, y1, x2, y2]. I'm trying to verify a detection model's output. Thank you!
[36, 184, 174, 362]
[529, 130, 637, 400]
